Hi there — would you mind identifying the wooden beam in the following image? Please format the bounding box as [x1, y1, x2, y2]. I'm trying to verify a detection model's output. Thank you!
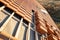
[41, 36, 43, 40]
[0, 12, 14, 31]
[0, 6, 5, 10]
[0, 31, 17, 40]
[26, 23, 30, 40]
[42, 35, 45, 40]
[15, 18, 23, 38]
[35, 31, 39, 40]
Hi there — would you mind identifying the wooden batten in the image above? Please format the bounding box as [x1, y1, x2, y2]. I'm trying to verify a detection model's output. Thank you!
[54, 31, 60, 40]
[48, 34, 58, 40]
[46, 23, 54, 34]
[35, 12, 47, 34]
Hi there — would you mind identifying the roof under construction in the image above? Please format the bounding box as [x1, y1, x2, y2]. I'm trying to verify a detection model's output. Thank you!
[0, 0, 60, 40]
